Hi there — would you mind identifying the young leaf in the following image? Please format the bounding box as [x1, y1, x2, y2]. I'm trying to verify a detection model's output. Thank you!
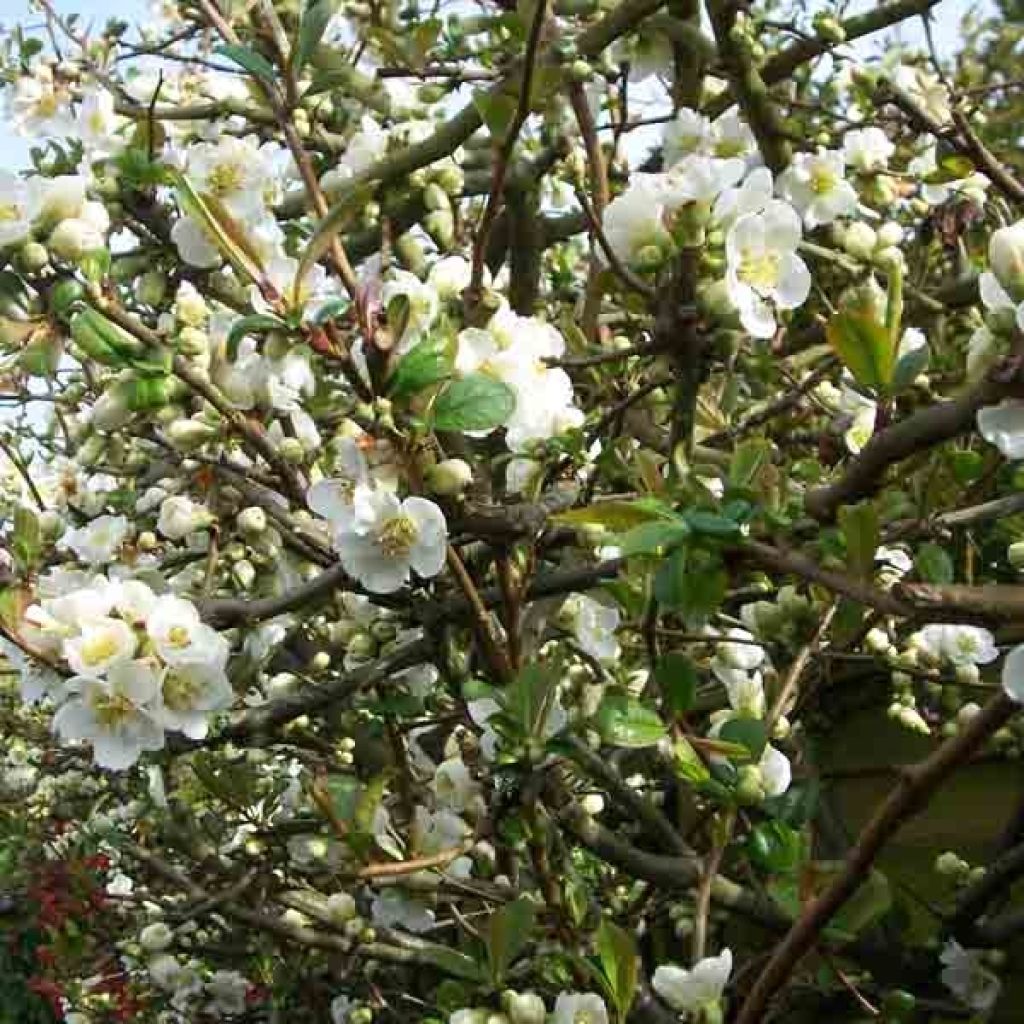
[225, 314, 288, 361]
[653, 652, 698, 715]
[914, 542, 954, 584]
[214, 43, 277, 87]
[388, 333, 453, 399]
[472, 88, 517, 139]
[594, 694, 666, 748]
[729, 438, 773, 489]
[485, 896, 536, 984]
[553, 497, 674, 531]
[826, 309, 894, 394]
[294, 0, 336, 72]
[596, 920, 639, 1021]
[615, 519, 690, 557]
[718, 716, 767, 761]
[838, 501, 879, 581]
[431, 373, 515, 432]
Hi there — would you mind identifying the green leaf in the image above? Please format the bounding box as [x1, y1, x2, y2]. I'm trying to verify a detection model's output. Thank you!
[311, 297, 349, 325]
[80, 248, 111, 284]
[12, 505, 41, 572]
[729, 438, 773, 488]
[747, 821, 803, 875]
[225, 314, 288, 361]
[594, 694, 666, 748]
[654, 652, 697, 715]
[615, 519, 689, 557]
[214, 43, 277, 86]
[296, 179, 375, 289]
[418, 944, 486, 982]
[826, 309, 895, 394]
[684, 509, 742, 538]
[654, 548, 727, 627]
[596, 920, 639, 1021]
[388, 333, 453, 399]
[670, 736, 711, 785]
[914, 542, 954, 584]
[502, 663, 559, 740]
[838, 501, 879, 581]
[718, 716, 767, 761]
[923, 151, 974, 184]
[294, 0, 336, 72]
[553, 497, 674, 532]
[485, 896, 536, 984]
[890, 335, 929, 394]
[432, 373, 515, 432]
[472, 87, 517, 138]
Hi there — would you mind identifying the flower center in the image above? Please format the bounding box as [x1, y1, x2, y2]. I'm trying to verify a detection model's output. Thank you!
[738, 248, 780, 292]
[0, 202, 22, 222]
[167, 624, 191, 648]
[163, 671, 200, 712]
[810, 165, 838, 195]
[715, 138, 745, 158]
[91, 690, 136, 728]
[207, 161, 246, 197]
[81, 631, 120, 666]
[36, 94, 59, 118]
[378, 514, 418, 557]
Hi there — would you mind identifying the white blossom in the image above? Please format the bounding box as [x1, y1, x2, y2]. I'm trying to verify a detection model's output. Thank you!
[777, 149, 858, 228]
[940, 940, 1001, 1012]
[60, 515, 131, 565]
[653, 948, 732, 1013]
[551, 992, 608, 1024]
[157, 494, 213, 540]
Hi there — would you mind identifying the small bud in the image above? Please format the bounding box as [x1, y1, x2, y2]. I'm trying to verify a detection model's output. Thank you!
[138, 530, 158, 551]
[425, 457, 473, 496]
[1008, 540, 1024, 570]
[842, 221, 877, 261]
[232, 559, 256, 589]
[279, 437, 306, 463]
[327, 892, 357, 924]
[166, 418, 218, 451]
[237, 506, 268, 537]
[139, 921, 174, 952]
[988, 221, 1024, 303]
[17, 242, 50, 273]
[734, 764, 765, 805]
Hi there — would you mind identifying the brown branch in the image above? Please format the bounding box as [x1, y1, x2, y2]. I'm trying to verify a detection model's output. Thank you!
[735, 692, 1019, 1024]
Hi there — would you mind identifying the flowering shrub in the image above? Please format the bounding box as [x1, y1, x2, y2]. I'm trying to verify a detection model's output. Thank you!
[5, 0, 1024, 1022]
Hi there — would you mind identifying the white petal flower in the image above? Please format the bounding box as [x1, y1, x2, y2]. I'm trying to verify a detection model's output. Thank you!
[432, 756, 481, 812]
[987, 220, 1024, 303]
[171, 214, 222, 268]
[551, 992, 609, 1024]
[147, 595, 230, 671]
[663, 107, 715, 165]
[157, 494, 213, 540]
[777, 149, 858, 228]
[759, 744, 792, 797]
[60, 515, 131, 565]
[52, 660, 165, 770]
[978, 399, 1024, 459]
[380, 269, 439, 348]
[660, 154, 746, 210]
[370, 888, 435, 933]
[653, 948, 732, 1012]
[914, 624, 999, 667]
[0, 170, 37, 248]
[561, 594, 621, 663]
[157, 662, 234, 739]
[893, 65, 951, 126]
[940, 940, 1001, 1012]
[602, 178, 672, 268]
[334, 486, 447, 593]
[63, 617, 137, 677]
[1002, 644, 1024, 703]
[185, 136, 274, 220]
[842, 127, 894, 173]
[713, 166, 775, 229]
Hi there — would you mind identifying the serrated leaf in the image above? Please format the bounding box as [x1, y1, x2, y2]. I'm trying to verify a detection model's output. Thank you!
[594, 694, 666, 748]
[615, 519, 689, 557]
[653, 652, 697, 715]
[432, 373, 515, 432]
[838, 501, 879, 581]
[914, 542, 954, 584]
[596, 920, 638, 1021]
[294, 0, 336, 72]
[553, 498, 674, 531]
[718, 716, 767, 761]
[485, 896, 535, 984]
[388, 333, 453, 399]
[225, 314, 288, 361]
[215, 43, 277, 85]
[826, 309, 895, 394]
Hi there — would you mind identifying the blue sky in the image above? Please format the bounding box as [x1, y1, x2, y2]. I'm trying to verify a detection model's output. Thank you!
[0, 0, 991, 170]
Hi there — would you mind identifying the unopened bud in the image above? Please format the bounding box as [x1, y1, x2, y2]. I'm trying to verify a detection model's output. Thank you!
[237, 506, 268, 536]
[425, 457, 473, 496]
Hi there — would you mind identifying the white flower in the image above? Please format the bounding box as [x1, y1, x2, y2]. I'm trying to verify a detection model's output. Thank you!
[370, 888, 435, 933]
[552, 992, 608, 1024]
[334, 485, 447, 593]
[60, 515, 130, 565]
[909, 144, 989, 207]
[63, 617, 137, 677]
[206, 970, 249, 1015]
[725, 201, 811, 338]
[842, 127, 894, 173]
[427, 255, 486, 300]
[711, 109, 757, 162]
[8, 71, 71, 137]
[560, 594, 621, 663]
[940, 940, 1001, 1012]
[777, 149, 858, 228]
[0, 170, 37, 248]
[719, 670, 766, 719]
[663, 108, 714, 165]
[76, 87, 120, 156]
[52, 660, 165, 769]
[34, 175, 88, 223]
[140, 921, 174, 952]
[759, 743, 792, 797]
[380, 269, 439, 348]
[653, 948, 732, 1012]
[977, 400, 1024, 459]
[602, 178, 672, 268]
[660, 154, 746, 211]
[157, 494, 213, 540]
[322, 115, 388, 190]
[433, 756, 481, 811]
[186, 136, 274, 219]
[147, 595, 230, 671]
[714, 166, 774, 229]
[914, 624, 999, 667]
[1002, 644, 1024, 702]
[893, 65, 951, 126]
[157, 662, 234, 739]
[171, 214, 222, 269]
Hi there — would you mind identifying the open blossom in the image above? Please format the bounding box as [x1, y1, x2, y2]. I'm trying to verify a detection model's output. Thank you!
[977, 400, 1024, 459]
[156, 662, 234, 739]
[653, 948, 732, 1013]
[909, 144, 989, 207]
[892, 65, 951, 126]
[185, 136, 275, 219]
[60, 514, 131, 565]
[602, 178, 672, 268]
[913, 624, 999, 667]
[63, 617, 137, 677]
[0, 170, 37, 248]
[940, 940, 1001, 1012]
[147, 595, 230, 671]
[52, 659, 165, 770]
[777, 149, 858, 228]
[1002, 644, 1024, 702]
[842, 126, 894, 173]
[724, 201, 811, 338]
[157, 494, 213, 540]
[560, 593, 621, 663]
[334, 485, 447, 593]
[552, 992, 608, 1024]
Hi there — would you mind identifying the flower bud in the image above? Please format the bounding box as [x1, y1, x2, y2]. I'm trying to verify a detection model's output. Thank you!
[425, 458, 473, 496]
[424, 209, 454, 248]
[139, 921, 174, 952]
[842, 221, 877, 260]
[17, 242, 50, 273]
[92, 383, 134, 432]
[279, 437, 306, 463]
[177, 327, 208, 358]
[735, 764, 765, 805]
[989, 220, 1024, 303]
[327, 892, 357, 924]
[1008, 540, 1024, 569]
[502, 993, 545, 1024]
[935, 851, 968, 878]
[49, 218, 105, 261]
[877, 221, 904, 248]
[237, 506, 268, 536]
[166, 418, 218, 451]
[232, 559, 256, 590]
